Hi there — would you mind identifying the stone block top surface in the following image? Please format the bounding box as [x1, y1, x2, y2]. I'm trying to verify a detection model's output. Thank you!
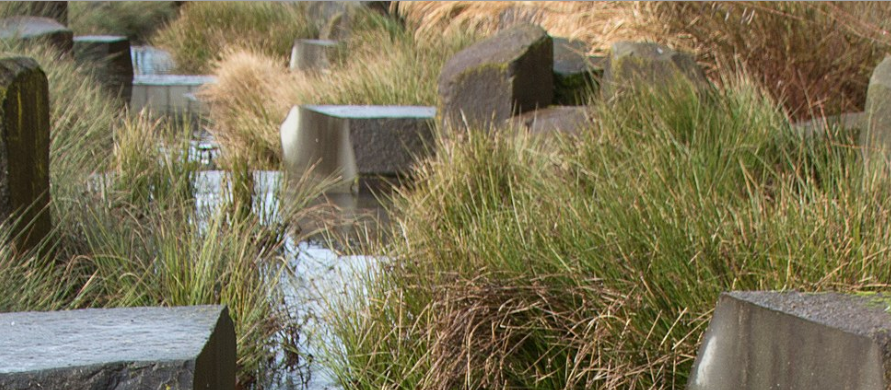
[298, 39, 338, 46]
[0, 16, 69, 38]
[728, 291, 891, 339]
[73, 35, 127, 43]
[0, 305, 228, 374]
[134, 75, 217, 86]
[304, 105, 436, 119]
[439, 23, 549, 84]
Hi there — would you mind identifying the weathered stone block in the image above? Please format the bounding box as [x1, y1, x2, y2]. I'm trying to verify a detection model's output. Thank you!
[132, 75, 216, 117]
[280, 105, 436, 192]
[0, 57, 51, 252]
[862, 57, 891, 167]
[510, 106, 590, 136]
[601, 41, 707, 101]
[0, 16, 73, 54]
[552, 37, 603, 105]
[289, 39, 338, 72]
[73, 35, 134, 102]
[438, 23, 553, 130]
[688, 291, 891, 390]
[0, 305, 236, 390]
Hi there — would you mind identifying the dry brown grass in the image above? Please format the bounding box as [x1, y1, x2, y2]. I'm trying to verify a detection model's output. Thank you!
[396, 1, 891, 119]
[395, 1, 666, 55]
[200, 10, 476, 169]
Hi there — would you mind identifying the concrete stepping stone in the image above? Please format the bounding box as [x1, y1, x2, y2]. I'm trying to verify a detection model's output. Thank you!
[0, 16, 72, 54]
[73, 35, 134, 102]
[280, 105, 436, 192]
[688, 291, 891, 390]
[289, 39, 338, 72]
[602, 41, 708, 100]
[0, 305, 236, 390]
[438, 23, 553, 131]
[0, 57, 51, 252]
[131, 74, 216, 117]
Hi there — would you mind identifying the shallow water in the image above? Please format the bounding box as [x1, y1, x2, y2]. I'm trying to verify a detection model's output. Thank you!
[191, 168, 388, 390]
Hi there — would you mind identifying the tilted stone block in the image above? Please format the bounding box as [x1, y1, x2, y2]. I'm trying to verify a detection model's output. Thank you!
[688, 291, 891, 390]
[0, 16, 73, 54]
[0, 305, 236, 390]
[438, 23, 553, 131]
[602, 41, 708, 100]
[0, 57, 51, 252]
[280, 105, 436, 192]
[73, 35, 134, 102]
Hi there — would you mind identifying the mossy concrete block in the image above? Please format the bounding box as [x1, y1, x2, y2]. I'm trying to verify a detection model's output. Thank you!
[289, 39, 338, 72]
[438, 23, 553, 131]
[0, 57, 51, 252]
[688, 291, 891, 390]
[0, 16, 73, 55]
[0, 305, 236, 390]
[510, 106, 590, 136]
[862, 57, 891, 166]
[552, 37, 604, 105]
[602, 41, 707, 101]
[73, 35, 134, 102]
[280, 105, 436, 192]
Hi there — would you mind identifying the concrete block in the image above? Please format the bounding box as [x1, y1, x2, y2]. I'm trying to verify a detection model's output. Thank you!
[438, 23, 553, 131]
[132, 75, 216, 117]
[280, 105, 436, 192]
[21, 2, 68, 25]
[688, 291, 891, 390]
[0, 57, 51, 252]
[0, 16, 72, 54]
[290, 39, 338, 72]
[73, 35, 134, 102]
[0, 305, 236, 390]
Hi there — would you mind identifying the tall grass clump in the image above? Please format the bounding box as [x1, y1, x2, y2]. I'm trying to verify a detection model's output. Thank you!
[69, 2, 177, 43]
[322, 75, 888, 388]
[0, 38, 332, 386]
[654, 2, 891, 119]
[152, 1, 316, 74]
[200, 8, 477, 169]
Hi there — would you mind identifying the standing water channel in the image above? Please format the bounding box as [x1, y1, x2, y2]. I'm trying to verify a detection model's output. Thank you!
[132, 46, 388, 390]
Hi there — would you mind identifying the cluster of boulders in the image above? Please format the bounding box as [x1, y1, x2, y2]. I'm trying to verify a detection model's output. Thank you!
[437, 23, 708, 136]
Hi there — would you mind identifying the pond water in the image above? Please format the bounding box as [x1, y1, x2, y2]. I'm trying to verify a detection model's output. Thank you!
[192, 167, 389, 390]
[135, 45, 379, 389]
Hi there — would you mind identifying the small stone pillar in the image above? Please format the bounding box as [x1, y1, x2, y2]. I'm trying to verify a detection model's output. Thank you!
[601, 41, 708, 101]
[73, 35, 134, 103]
[289, 39, 338, 72]
[862, 57, 891, 169]
[0, 57, 51, 252]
